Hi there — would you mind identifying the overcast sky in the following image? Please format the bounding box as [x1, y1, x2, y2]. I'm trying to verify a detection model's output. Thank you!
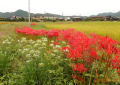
[0, 0, 120, 16]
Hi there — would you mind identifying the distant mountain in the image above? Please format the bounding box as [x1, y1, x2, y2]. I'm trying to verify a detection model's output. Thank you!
[1, 9, 120, 18]
[14, 10, 29, 17]
[0, 9, 62, 18]
[92, 11, 120, 17]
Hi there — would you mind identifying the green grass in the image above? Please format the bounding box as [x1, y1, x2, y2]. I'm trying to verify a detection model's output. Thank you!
[32, 23, 49, 30]
[0, 22, 28, 38]
[0, 21, 120, 41]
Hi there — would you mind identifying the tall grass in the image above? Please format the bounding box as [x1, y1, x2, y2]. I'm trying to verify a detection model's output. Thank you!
[33, 21, 120, 41]
[0, 22, 28, 38]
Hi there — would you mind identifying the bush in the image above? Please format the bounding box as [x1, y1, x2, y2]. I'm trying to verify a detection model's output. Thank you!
[0, 36, 73, 85]
[18, 37, 73, 85]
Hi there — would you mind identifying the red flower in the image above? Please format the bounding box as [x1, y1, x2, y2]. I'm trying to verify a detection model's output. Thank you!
[30, 23, 37, 26]
[111, 56, 120, 69]
[72, 74, 77, 79]
[62, 46, 70, 51]
[73, 64, 87, 73]
[53, 41, 58, 45]
[90, 49, 97, 57]
[117, 69, 120, 76]
[47, 29, 59, 37]
[77, 77, 84, 82]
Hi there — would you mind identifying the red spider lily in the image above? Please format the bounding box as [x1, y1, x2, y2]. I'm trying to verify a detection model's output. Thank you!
[16, 27, 120, 60]
[16, 27, 48, 36]
[117, 69, 120, 76]
[73, 64, 87, 73]
[53, 41, 58, 45]
[89, 49, 100, 60]
[16, 27, 120, 77]
[61, 46, 70, 51]
[72, 74, 77, 79]
[77, 77, 84, 82]
[30, 22, 37, 26]
[111, 56, 120, 69]
[72, 74, 84, 82]
[47, 29, 59, 37]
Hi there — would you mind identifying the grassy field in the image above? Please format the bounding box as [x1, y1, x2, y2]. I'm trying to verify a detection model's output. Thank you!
[0, 21, 120, 41]
[33, 21, 120, 41]
[0, 22, 28, 38]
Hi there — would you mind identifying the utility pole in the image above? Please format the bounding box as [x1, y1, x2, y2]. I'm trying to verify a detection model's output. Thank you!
[62, 12, 64, 17]
[28, 0, 31, 25]
[62, 12, 64, 21]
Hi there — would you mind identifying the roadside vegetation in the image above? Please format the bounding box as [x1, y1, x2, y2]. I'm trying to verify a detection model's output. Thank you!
[0, 21, 120, 85]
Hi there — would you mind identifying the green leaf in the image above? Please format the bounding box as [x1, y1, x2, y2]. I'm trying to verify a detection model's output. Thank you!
[85, 73, 95, 77]
[85, 73, 91, 77]
[99, 74, 104, 78]
[69, 81, 74, 85]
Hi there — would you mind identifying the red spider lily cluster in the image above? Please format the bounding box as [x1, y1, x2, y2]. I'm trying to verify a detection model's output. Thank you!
[73, 64, 87, 73]
[16, 27, 59, 37]
[16, 27, 120, 82]
[30, 22, 37, 26]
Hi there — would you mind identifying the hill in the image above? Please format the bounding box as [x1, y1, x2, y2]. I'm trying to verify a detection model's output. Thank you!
[95, 11, 120, 17]
[0, 9, 120, 18]
[0, 9, 62, 18]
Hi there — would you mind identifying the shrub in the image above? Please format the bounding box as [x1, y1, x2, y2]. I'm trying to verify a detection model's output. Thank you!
[18, 37, 73, 85]
[0, 36, 72, 85]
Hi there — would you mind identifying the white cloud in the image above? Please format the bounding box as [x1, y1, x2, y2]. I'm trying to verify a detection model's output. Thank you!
[0, 0, 120, 16]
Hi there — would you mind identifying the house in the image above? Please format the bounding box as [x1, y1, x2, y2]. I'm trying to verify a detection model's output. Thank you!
[70, 16, 85, 21]
[104, 16, 120, 21]
[32, 16, 44, 22]
[64, 17, 71, 21]
[87, 16, 120, 21]
[86, 16, 105, 21]
[44, 16, 58, 20]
